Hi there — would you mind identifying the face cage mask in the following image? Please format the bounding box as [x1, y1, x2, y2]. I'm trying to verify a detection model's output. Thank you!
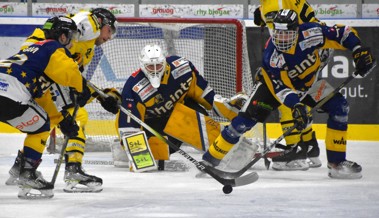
[272, 29, 298, 52]
[143, 62, 166, 89]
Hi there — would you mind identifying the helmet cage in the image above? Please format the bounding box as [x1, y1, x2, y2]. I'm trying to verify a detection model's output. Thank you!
[272, 9, 299, 52]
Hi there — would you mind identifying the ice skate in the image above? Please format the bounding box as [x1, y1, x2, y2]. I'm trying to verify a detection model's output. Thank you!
[272, 144, 309, 171]
[305, 132, 322, 168]
[17, 157, 54, 199]
[6, 150, 43, 186]
[328, 160, 362, 179]
[64, 162, 103, 193]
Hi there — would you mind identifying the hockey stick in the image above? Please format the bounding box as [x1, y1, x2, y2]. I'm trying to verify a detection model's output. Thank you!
[210, 66, 376, 179]
[87, 82, 259, 188]
[50, 97, 80, 185]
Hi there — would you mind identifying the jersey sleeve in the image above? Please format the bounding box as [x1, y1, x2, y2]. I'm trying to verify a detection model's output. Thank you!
[118, 79, 145, 131]
[321, 25, 361, 51]
[43, 45, 84, 92]
[185, 60, 215, 110]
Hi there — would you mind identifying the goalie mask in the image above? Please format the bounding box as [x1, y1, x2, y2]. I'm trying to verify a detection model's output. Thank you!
[272, 9, 299, 52]
[43, 15, 78, 46]
[139, 44, 167, 88]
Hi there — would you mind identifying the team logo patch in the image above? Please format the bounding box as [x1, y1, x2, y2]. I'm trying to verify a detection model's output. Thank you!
[270, 50, 286, 68]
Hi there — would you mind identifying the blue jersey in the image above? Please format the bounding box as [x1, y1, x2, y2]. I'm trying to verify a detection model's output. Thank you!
[261, 22, 361, 108]
[118, 56, 215, 129]
[5, 39, 83, 98]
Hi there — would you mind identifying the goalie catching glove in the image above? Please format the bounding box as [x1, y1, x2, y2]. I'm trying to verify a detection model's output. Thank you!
[213, 93, 248, 120]
[97, 88, 121, 114]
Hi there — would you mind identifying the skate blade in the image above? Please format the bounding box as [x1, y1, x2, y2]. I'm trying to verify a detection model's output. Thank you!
[64, 182, 103, 193]
[18, 187, 54, 199]
[307, 157, 322, 168]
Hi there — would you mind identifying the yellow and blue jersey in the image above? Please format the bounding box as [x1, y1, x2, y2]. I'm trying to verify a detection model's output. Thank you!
[261, 22, 361, 108]
[6, 39, 83, 97]
[118, 56, 216, 129]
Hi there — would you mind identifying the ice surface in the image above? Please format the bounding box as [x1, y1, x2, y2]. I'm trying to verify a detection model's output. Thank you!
[0, 133, 378, 218]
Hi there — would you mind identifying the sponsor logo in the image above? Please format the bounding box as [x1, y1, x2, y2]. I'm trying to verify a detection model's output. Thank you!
[315, 7, 344, 16]
[314, 80, 326, 101]
[212, 139, 228, 155]
[45, 7, 67, 14]
[15, 115, 40, 130]
[148, 77, 192, 116]
[172, 63, 191, 79]
[172, 58, 188, 67]
[0, 80, 9, 91]
[299, 36, 324, 50]
[133, 77, 150, 93]
[302, 27, 322, 39]
[152, 7, 174, 15]
[138, 84, 156, 101]
[333, 137, 346, 145]
[0, 5, 14, 14]
[288, 53, 317, 78]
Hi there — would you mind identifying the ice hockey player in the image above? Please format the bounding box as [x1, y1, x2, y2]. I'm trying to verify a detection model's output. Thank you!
[117, 44, 249, 171]
[0, 15, 91, 199]
[202, 9, 376, 179]
[6, 8, 121, 193]
[252, 0, 333, 170]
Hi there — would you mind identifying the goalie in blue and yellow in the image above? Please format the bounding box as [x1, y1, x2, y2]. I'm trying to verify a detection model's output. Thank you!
[252, 0, 334, 170]
[117, 44, 248, 170]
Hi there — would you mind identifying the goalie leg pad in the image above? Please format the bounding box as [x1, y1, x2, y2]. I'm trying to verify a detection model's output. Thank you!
[122, 131, 158, 172]
[164, 103, 222, 151]
[148, 136, 169, 160]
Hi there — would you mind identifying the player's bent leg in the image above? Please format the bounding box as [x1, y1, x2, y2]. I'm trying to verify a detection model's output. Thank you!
[272, 105, 309, 171]
[64, 107, 102, 192]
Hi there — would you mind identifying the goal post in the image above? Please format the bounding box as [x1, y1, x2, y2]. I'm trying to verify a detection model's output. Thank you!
[70, 17, 265, 148]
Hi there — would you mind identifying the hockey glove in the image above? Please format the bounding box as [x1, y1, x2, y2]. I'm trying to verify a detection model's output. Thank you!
[291, 103, 309, 131]
[70, 78, 91, 107]
[353, 47, 375, 77]
[228, 93, 249, 110]
[58, 110, 79, 138]
[253, 7, 266, 27]
[97, 88, 121, 114]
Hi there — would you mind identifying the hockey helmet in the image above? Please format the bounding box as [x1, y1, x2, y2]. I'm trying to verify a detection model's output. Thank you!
[91, 8, 118, 37]
[272, 9, 299, 52]
[139, 44, 167, 88]
[43, 15, 78, 46]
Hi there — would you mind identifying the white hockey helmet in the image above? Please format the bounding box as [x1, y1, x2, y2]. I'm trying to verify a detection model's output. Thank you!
[139, 44, 167, 88]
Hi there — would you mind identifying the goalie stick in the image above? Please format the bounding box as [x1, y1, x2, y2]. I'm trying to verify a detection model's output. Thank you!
[87, 81, 259, 188]
[209, 67, 376, 179]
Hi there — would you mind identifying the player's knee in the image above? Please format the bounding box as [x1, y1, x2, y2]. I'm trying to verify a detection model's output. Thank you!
[325, 93, 349, 129]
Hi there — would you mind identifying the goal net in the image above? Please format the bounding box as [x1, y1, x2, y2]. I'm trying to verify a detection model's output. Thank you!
[67, 17, 267, 150]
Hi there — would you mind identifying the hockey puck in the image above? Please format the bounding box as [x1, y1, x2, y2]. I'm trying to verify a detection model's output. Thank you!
[222, 185, 233, 194]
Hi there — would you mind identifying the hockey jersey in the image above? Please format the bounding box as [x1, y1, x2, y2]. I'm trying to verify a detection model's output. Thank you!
[4, 39, 83, 99]
[261, 22, 361, 108]
[118, 56, 216, 130]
